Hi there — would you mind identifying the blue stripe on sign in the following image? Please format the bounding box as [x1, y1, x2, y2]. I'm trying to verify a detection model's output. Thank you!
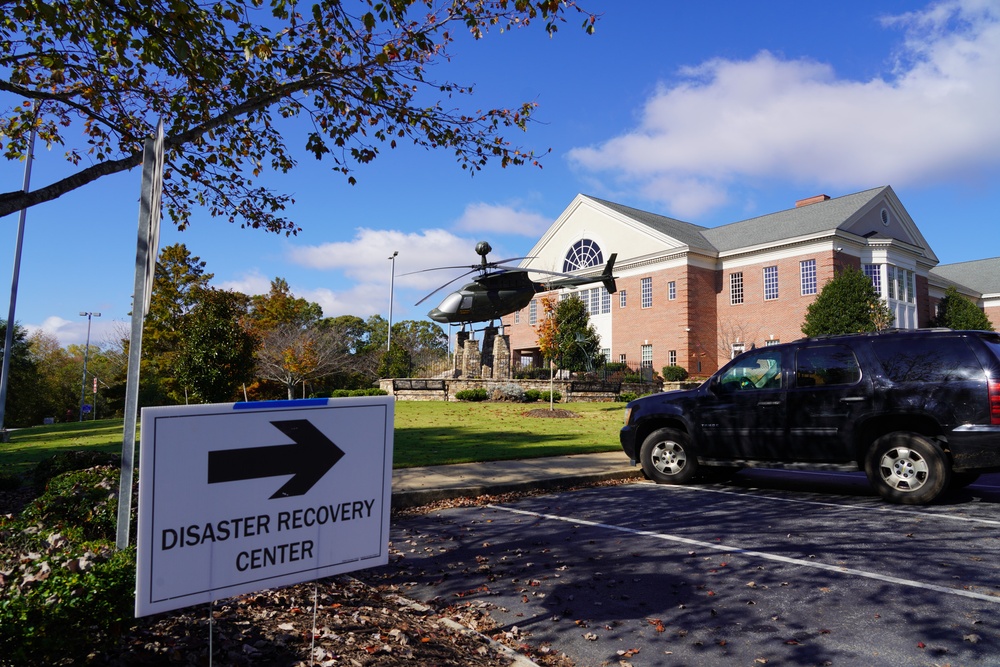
[233, 398, 330, 410]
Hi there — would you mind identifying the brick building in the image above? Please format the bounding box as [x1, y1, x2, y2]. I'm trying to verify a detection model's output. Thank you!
[501, 185, 1000, 377]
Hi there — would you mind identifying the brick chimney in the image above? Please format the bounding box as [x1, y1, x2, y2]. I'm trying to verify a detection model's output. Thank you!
[795, 194, 831, 207]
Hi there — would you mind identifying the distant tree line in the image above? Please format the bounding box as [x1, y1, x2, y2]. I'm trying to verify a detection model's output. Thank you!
[0, 243, 447, 427]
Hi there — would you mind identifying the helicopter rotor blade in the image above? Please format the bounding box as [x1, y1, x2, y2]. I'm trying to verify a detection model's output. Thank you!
[400, 264, 478, 277]
[484, 256, 535, 267]
[413, 269, 477, 306]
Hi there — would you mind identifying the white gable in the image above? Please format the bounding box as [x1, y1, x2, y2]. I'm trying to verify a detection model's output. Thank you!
[520, 195, 692, 276]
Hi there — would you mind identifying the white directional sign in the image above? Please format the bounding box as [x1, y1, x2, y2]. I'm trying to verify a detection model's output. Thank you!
[135, 397, 393, 617]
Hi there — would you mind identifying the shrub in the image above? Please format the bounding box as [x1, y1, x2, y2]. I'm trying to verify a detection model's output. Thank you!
[617, 392, 638, 403]
[455, 388, 488, 402]
[661, 365, 689, 382]
[487, 383, 525, 402]
[539, 390, 562, 403]
[513, 366, 551, 380]
[33, 450, 121, 489]
[326, 388, 388, 398]
[523, 389, 541, 402]
[0, 465, 137, 665]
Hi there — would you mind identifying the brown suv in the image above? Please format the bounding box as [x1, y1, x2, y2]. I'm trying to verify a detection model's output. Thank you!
[620, 329, 1000, 504]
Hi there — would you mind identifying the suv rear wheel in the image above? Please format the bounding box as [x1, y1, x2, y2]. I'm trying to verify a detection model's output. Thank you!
[640, 428, 699, 484]
[864, 432, 951, 505]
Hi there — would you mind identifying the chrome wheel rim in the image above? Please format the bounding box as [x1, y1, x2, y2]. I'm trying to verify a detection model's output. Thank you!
[878, 446, 929, 492]
[651, 441, 687, 476]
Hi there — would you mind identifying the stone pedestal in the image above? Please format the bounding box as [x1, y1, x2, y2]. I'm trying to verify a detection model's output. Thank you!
[454, 331, 470, 375]
[492, 334, 511, 380]
[462, 338, 481, 378]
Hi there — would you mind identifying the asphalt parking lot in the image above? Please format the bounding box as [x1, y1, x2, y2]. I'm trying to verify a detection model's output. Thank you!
[366, 471, 1000, 666]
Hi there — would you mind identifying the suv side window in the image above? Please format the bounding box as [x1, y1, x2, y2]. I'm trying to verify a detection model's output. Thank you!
[718, 349, 782, 391]
[871, 336, 982, 383]
[795, 344, 861, 387]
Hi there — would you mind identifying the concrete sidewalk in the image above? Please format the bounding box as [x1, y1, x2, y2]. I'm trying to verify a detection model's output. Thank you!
[391, 451, 643, 509]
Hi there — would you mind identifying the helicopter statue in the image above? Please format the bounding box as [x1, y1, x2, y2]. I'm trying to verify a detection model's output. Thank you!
[406, 241, 618, 327]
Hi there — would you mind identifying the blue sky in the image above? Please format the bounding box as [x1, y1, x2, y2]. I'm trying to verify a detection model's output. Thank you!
[2, 0, 999, 347]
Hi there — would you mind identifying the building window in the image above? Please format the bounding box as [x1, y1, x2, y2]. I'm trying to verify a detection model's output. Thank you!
[641, 344, 653, 368]
[601, 348, 611, 362]
[668, 281, 676, 300]
[731, 342, 745, 358]
[601, 288, 611, 314]
[800, 259, 817, 295]
[619, 290, 627, 308]
[619, 353, 627, 364]
[668, 350, 677, 365]
[863, 264, 881, 295]
[563, 239, 603, 272]
[514, 310, 520, 324]
[529, 299, 537, 325]
[730, 272, 744, 305]
[641, 277, 653, 308]
[764, 266, 779, 301]
[765, 338, 780, 346]
[907, 270, 915, 303]
[590, 288, 600, 314]
[887, 265, 896, 300]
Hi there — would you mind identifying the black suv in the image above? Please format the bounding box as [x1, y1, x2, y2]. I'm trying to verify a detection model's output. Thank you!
[620, 329, 1000, 504]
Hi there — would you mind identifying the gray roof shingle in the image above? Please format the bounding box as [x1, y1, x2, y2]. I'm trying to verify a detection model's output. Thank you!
[702, 187, 886, 252]
[931, 258, 1000, 295]
[587, 187, 888, 254]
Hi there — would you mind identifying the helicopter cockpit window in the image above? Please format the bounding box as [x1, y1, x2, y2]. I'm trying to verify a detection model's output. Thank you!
[438, 292, 463, 314]
[563, 239, 603, 272]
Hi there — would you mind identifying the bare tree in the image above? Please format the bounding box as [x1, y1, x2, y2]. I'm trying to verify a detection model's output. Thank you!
[717, 317, 763, 360]
[255, 325, 349, 400]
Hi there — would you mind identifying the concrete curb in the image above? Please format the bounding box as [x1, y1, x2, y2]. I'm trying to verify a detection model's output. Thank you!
[391, 468, 643, 510]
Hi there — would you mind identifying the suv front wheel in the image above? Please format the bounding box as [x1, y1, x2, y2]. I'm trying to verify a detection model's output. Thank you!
[865, 432, 951, 505]
[640, 428, 699, 484]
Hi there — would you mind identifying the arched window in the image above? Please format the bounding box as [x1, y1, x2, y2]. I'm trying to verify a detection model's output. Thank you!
[563, 239, 603, 272]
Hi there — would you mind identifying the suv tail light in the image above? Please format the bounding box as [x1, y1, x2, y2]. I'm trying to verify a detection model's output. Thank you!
[990, 380, 1000, 425]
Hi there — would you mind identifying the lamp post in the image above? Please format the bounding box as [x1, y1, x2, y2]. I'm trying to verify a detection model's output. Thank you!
[78, 311, 100, 421]
[387, 251, 398, 352]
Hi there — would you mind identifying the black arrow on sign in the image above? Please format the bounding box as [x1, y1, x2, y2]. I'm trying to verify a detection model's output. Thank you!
[207, 419, 345, 499]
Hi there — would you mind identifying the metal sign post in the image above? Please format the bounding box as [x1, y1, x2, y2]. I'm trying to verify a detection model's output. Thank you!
[116, 121, 164, 550]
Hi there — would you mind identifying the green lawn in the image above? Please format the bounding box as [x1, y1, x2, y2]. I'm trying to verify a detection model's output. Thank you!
[0, 401, 626, 477]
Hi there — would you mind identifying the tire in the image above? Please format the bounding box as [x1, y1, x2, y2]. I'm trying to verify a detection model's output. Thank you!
[864, 432, 951, 505]
[639, 428, 699, 484]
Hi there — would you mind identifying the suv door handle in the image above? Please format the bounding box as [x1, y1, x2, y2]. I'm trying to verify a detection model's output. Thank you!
[757, 400, 782, 406]
[839, 397, 866, 403]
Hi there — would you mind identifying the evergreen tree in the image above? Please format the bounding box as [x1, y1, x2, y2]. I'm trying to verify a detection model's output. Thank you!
[802, 266, 894, 337]
[0, 320, 42, 427]
[143, 244, 214, 404]
[931, 286, 994, 331]
[552, 296, 603, 372]
[176, 289, 258, 403]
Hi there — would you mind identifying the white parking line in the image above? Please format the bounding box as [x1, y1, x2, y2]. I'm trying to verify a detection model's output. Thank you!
[664, 480, 1000, 527]
[488, 504, 1000, 605]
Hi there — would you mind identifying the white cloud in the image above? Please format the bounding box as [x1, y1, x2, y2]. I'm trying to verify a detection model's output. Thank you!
[29, 315, 124, 348]
[217, 269, 273, 296]
[453, 202, 552, 237]
[567, 0, 1000, 217]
